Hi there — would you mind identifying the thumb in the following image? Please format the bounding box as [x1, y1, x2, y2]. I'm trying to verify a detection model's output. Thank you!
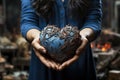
[32, 38, 46, 53]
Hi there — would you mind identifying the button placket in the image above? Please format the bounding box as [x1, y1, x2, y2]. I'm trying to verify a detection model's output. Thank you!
[56, 0, 66, 28]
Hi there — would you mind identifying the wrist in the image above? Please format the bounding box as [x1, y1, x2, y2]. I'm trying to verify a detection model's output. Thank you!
[80, 35, 89, 43]
[26, 29, 41, 43]
[80, 28, 95, 42]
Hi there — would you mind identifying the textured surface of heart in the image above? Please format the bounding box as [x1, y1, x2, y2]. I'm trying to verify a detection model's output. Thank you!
[40, 25, 82, 63]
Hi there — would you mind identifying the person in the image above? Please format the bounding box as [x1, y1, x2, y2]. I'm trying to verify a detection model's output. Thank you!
[20, 0, 102, 80]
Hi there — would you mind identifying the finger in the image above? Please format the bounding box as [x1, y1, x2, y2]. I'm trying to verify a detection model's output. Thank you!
[34, 48, 60, 69]
[76, 37, 88, 55]
[34, 49, 51, 68]
[47, 60, 56, 69]
[47, 60, 59, 70]
[58, 55, 79, 70]
[39, 56, 52, 68]
[32, 38, 46, 53]
[52, 62, 60, 70]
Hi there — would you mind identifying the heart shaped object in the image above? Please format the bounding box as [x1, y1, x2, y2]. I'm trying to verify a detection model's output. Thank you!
[39, 25, 82, 63]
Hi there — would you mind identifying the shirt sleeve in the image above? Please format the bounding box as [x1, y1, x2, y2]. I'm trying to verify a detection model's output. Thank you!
[82, 0, 102, 39]
[20, 0, 40, 38]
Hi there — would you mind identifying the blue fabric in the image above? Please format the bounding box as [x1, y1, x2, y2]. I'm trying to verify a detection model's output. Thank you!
[20, 0, 102, 80]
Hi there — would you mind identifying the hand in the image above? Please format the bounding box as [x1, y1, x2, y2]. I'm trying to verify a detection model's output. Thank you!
[31, 37, 60, 70]
[26, 29, 60, 70]
[57, 28, 95, 70]
[58, 36, 89, 71]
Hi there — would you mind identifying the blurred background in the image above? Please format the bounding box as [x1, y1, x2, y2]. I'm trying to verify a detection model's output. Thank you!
[0, 0, 120, 80]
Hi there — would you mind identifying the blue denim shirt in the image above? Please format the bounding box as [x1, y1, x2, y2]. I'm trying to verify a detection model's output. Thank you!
[20, 0, 102, 80]
[20, 0, 102, 39]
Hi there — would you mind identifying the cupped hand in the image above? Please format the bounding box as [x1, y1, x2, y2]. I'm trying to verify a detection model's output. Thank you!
[31, 37, 60, 70]
[57, 36, 89, 71]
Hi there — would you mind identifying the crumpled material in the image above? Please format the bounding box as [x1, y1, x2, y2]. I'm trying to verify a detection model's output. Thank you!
[40, 25, 82, 63]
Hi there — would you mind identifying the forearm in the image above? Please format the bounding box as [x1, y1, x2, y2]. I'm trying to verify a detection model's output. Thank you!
[80, 28, 95, 42]
[81, 0, 102, 41]
[26, 29, 41, 43]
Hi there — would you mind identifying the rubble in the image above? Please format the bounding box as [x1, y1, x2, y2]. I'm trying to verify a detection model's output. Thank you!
[92, 30, 120, 80]
[108, 70, 120, 80]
